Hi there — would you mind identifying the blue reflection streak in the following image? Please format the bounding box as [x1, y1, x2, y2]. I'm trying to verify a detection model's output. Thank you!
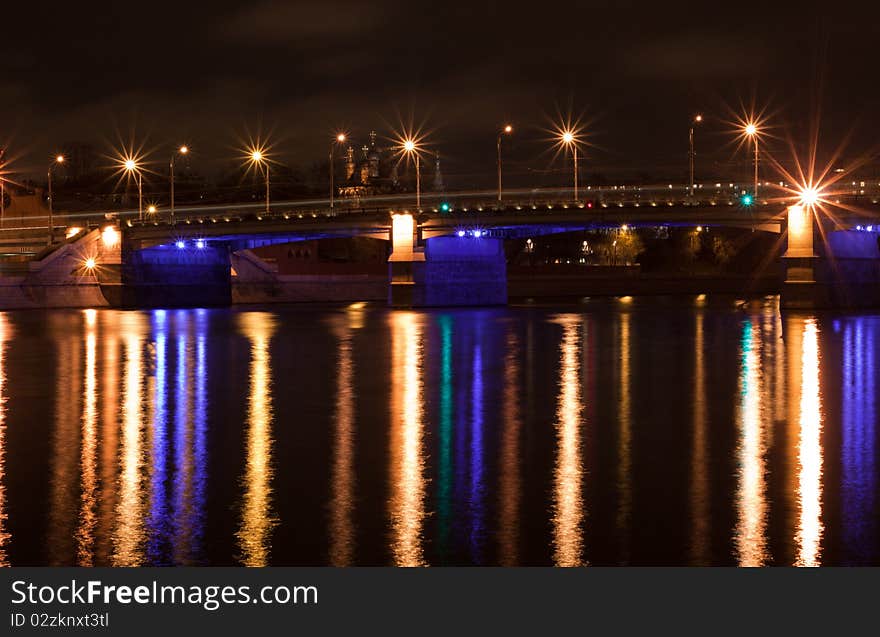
[841, 319, 877, 564]
[469, 342, 485, 563]
[172, 314, 190, 563]
[146, 310, 169, 564]
[192, 315, 208, 561]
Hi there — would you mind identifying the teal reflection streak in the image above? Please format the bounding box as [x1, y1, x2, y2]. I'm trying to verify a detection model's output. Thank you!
[436, 315, 453, 560]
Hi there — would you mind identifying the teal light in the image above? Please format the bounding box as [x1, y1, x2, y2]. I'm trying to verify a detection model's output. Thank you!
[439, 201, 451, 213]
[740, 194, 753, 207]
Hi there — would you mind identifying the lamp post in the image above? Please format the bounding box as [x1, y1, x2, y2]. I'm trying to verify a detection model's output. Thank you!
[170, 145, 188, 225]
[497, 124, 512, 203]
[689, 114, 702, 198]
[123, 158, 143, 220]
[561, 130, 577, 200]
[402, 139, 420, 209]
[47, 154, 65, 245]
[744, 123, 759, 200]
[330, 133, 345, 209]
[250, 150, 269, 214]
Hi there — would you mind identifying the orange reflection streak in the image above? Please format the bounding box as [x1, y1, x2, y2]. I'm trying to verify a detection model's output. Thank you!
[734, 319, 769, 566]
[616, 311, 631, 562]
[389, 312, 426, 567]
[329, 307, 362, 566]
[96, 326, 120, 565]
[795, 319, 823, 567]
[236, 313, 277, 567]
[112, 325, 147, 566]
[0, 315, 10, 566]
[76, 311, 98, 565]
[49, 325, 80, 565]
[551, 315, 584, 567]
[498, 330, 521, 566]
[689, 312, 710, 564]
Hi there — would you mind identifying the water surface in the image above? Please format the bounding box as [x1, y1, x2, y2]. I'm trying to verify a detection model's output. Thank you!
[0, 297, 877, 566]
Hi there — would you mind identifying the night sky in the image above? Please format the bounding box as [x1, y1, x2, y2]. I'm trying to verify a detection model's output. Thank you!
[2, 1, 878, 187]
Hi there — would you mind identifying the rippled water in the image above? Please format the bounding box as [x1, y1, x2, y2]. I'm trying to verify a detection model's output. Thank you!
[0, 297, 877, 566]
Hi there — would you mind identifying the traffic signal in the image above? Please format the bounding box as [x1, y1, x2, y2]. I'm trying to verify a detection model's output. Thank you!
[439, 201, 452, 213]
[740, 193, 753, 207]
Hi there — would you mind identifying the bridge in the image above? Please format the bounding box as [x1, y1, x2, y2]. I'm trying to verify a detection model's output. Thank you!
[1, 184, 879, 309]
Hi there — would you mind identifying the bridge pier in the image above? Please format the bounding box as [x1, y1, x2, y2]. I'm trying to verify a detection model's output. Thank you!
[118, 239, 232, 308]
[782, 204, 880, 309]
[388, 214, 507, 307]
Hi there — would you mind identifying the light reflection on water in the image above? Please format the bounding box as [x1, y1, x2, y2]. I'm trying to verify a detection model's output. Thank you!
[0, 300, 877, 566]
[550, 315, 585, 567]
[236, 312, 277, 567]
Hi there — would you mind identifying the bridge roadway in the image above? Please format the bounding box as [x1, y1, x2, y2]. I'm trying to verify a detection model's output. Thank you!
[2, 183, 880, 253]
[124, 200, 789, 250]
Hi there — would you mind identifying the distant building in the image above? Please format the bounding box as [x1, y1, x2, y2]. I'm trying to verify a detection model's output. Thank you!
[337, 131, 445, 200]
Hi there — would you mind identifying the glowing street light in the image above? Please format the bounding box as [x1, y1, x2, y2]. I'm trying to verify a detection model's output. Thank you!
[400, 138, 421, 209]
[497, 124, 513, 203]
[559, 130, 579, 200]
[689, 114, 703, 198]
[170, 144, 189, 225]
[329, 132, 346, 209]
[147, 204, 157, 215]
[122, 157, 144, 220]
[246, 146, 270, 214]
[47, 154, 65, 245]
[799, 185, 820, 208]
[743, 121, 760, 200]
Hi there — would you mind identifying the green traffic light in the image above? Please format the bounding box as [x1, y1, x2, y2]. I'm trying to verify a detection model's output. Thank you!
[740, 194, 753, 206]
[440, 202, 451, 212]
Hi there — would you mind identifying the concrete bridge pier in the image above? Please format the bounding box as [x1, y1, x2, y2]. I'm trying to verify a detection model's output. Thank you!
[782, 204, 880, 309]
[119, 238, 232, 308]
[388, 213, 507, 307]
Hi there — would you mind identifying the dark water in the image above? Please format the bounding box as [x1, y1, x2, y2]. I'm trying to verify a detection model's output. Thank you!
[0, 297, 877, 566]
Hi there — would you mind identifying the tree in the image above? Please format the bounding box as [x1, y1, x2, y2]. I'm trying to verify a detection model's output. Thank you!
[712, 235, 737, 265]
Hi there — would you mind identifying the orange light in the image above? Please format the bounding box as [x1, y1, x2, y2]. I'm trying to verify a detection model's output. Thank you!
[336, 133, 346, 143]
[84, 257, 96, 270]
[179, 145, 189, 154]
[561, 131, 574, 144]
[403, 140, 416, 153]
[745, 123, 757, 137]
[251, 150, 263, 162]
[124, 159, 137, 171]
[504, 125, 513, 134]
[799, 186, 820, 208]
[694, 114, 703, 123]
[101, 225, 119, 247]
[147, 205, 157, 214]
[55, 154, 65, 163]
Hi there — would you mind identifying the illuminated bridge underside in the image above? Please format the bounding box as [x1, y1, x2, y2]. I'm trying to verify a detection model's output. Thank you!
[125, 205, 787, 250]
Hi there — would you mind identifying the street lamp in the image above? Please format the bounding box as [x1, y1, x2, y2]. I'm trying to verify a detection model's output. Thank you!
[170, 145, 188, 225]
[401, 138, 421, 209]
[248, 148, 269, 214]
[497, 124, 513, 203]
[689, 114, 702, 198]
[47, 154, 65, 245]
[744, 122, 759, 199]
[330, 133, 346, 209]
[560, 130, 578, 200]
[123, 158, 143, 220]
